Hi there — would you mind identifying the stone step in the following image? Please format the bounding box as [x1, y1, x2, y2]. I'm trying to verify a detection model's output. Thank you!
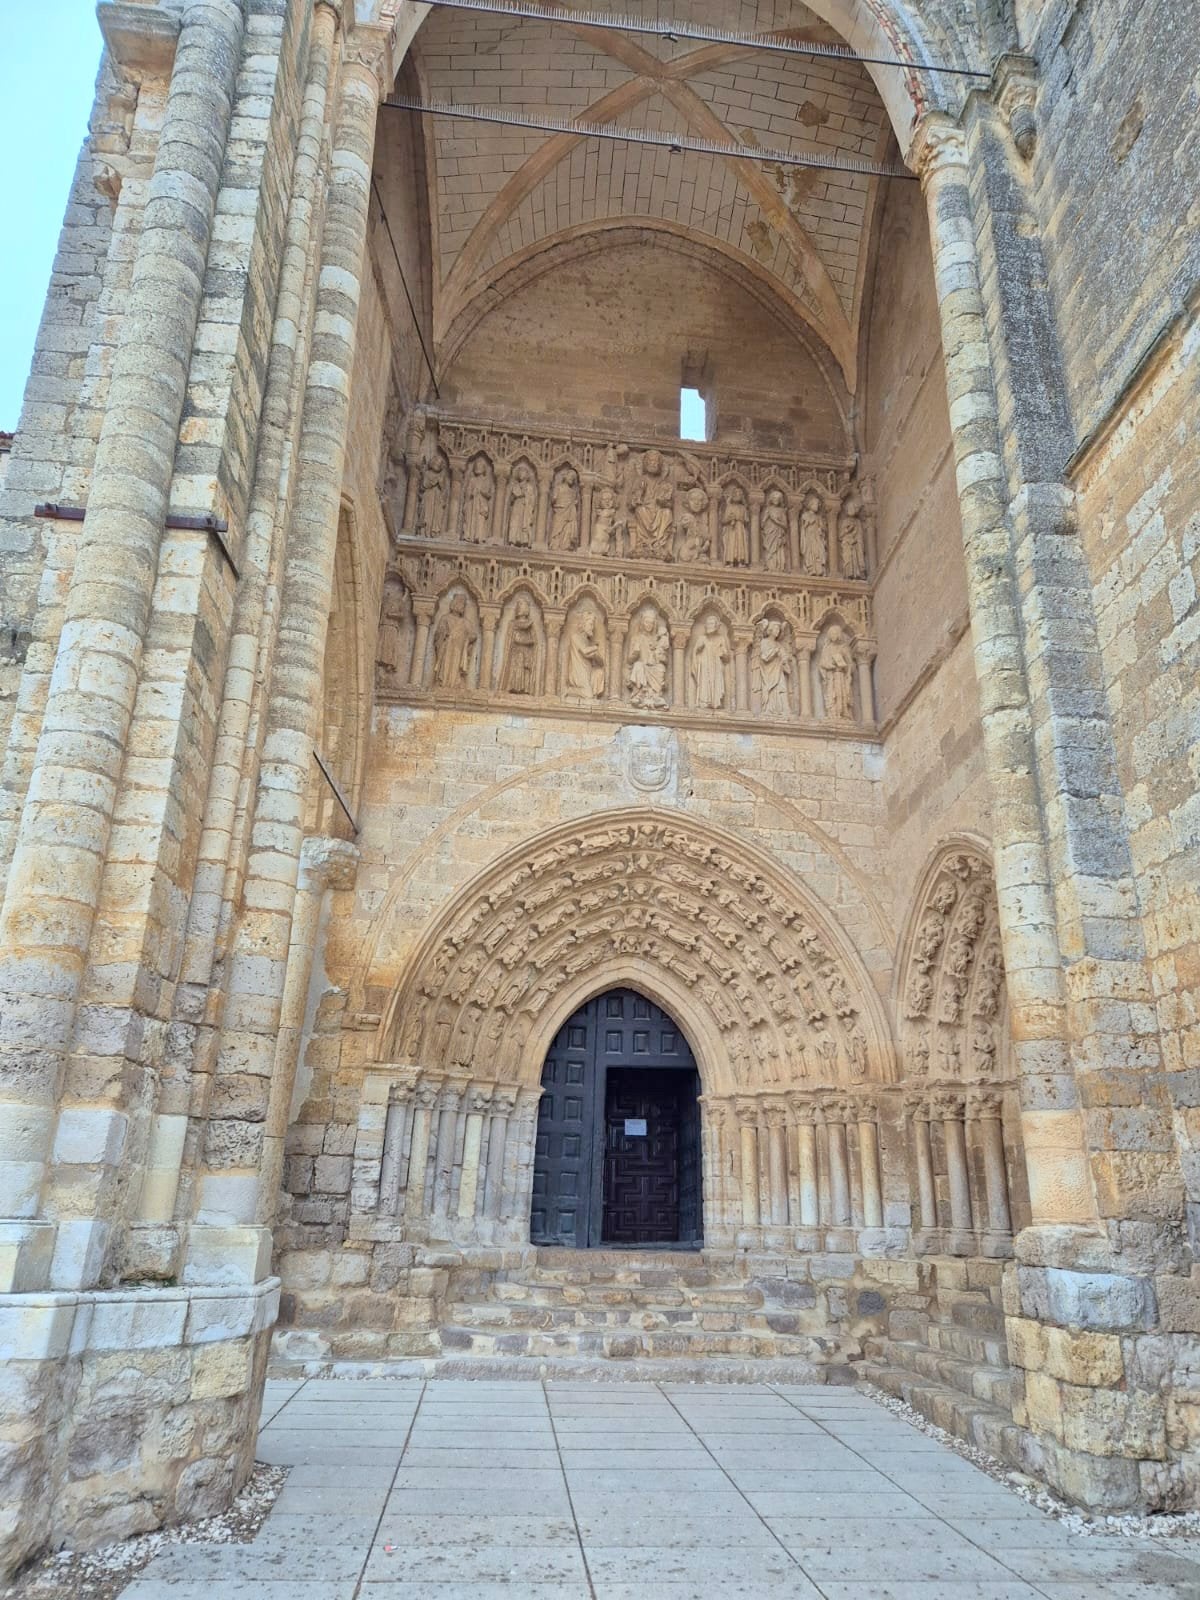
[438, 1320, 837, 1363]
[924, 1319, 1008, 1368]
[485, 1280, 771, 1311]
[873, 1337, 1016, 1410]
[859, 1358, 1023, 1464]
[446, 1300, 819, 1336]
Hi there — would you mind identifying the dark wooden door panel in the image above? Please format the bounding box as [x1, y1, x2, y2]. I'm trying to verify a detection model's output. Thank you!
[602, 1069, 683, 1244]
[530, 989, 703, 1249]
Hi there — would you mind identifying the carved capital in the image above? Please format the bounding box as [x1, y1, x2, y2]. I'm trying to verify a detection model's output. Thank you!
[414, 1081, 442, 1110]
[993, 52, 1039, 162]
[300, 833, 360, 892]
[902, 1092, 930, 1122]
[932, 1088, 966, 1121]
[967, 1085, 1004, 1120]
[852, 637, 877, 666]
[413, 597, 437, 624]
[490, 1087, 519, 1117]
[907, 113, 968, 188]
[342, 22, 392, 89]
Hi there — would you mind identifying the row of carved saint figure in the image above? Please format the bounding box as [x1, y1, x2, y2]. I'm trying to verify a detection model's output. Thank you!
[412, 445, 870, 578]
[384, 586, 867, 721]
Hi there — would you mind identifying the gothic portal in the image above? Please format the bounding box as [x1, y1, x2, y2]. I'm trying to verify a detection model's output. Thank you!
[0, 0, 1197, 1571]
[531, 989, 704, 1250]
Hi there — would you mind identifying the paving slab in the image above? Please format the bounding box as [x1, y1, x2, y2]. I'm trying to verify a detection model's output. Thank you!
[228, 1376, 1200, 1598]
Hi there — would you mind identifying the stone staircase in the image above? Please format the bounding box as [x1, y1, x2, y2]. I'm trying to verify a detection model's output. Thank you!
[860, 1257, 1025, 1460]
[432, 1247, 858, 1382]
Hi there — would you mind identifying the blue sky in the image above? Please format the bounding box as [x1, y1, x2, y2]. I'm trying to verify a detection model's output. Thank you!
[0, 0, 102, 427]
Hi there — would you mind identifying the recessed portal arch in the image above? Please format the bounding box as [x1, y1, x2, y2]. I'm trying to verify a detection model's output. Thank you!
[532, 986, 703, 1250]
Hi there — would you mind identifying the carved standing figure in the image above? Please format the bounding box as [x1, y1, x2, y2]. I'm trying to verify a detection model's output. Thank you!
[589, 484, 619, 555]
[463, 457, 493, 543]
[818, 624, 855, 721]
[416, 451, 448, 537]
[799, 491, 827, 575]
[751, 617, 794, 718]
[548, 466, 581, 551]
[505, 462, 537, 547]
[562, 608, 606, 701]
[625, 605, 670, 709]
[673, 485, 711, 563]
[628, 449, 676, 559]
[376, 571, 410, 682]
[838, 492, 867, 579]
[432, 592, 477, 690]
[761, 487, 790, 572]
[499, 597, 538, 695]
[720, 484, 750, 566]
[690, 615, 729, 710]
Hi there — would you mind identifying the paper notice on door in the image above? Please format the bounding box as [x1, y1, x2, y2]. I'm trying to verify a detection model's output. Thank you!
[624, 1118, 648, 1136]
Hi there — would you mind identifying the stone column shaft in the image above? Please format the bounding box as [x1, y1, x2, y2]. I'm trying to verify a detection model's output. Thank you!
[0, 0, 246, 1292]
[797, 1118, 819, 1226]
[858, 1116, 883, 1228]
[941, 1102, 973, 1233]
[738, 1119, 760, 1227]
[163, 1, 342, 1251]
[186, 37, 387, 1281]
[912, 1109, 937, 1231]
[378, 1094, 413, 1215]
[827, 1111, 851, 1226]
[483, 1103, 512, 1219]
[404, 1095, 436, 1220]
[913, 115, 1094, 1229]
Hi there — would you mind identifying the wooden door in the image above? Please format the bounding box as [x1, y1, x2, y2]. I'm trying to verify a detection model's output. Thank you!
[602, 1069, 683, 1243]
[530, 988, 702, 1249]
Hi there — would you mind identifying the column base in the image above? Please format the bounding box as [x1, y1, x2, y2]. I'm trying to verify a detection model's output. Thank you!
[0, 1278, 279, 1577]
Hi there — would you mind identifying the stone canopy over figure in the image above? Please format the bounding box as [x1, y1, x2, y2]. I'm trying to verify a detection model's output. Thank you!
[751, 617, 795, 718]
[818, 623, 855, 720]
[499, 596, 538, 695]
[505, 462, 537, 546]
[628, 449, 676, 560]
[562, 607, 606, 700]
[625, 604, 670, 708]
[432, 592, 477, 690]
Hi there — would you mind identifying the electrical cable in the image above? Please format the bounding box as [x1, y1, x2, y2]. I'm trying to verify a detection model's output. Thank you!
[371, 175, 442, 396]
[382, 96, 916, 180]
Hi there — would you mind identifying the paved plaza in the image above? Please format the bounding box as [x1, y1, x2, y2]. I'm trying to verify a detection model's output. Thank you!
[120, 1379, 1200, 1600]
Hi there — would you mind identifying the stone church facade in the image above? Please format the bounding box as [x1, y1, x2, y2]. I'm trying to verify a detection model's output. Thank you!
[0, 0, 1197, 1572]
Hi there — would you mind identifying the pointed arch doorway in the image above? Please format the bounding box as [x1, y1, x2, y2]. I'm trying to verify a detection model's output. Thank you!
[530, 988, 703, 1249]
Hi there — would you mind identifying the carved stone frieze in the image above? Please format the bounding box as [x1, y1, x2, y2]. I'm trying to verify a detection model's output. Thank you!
[387, 409, 874, 579]
[375, 549, 875, 731]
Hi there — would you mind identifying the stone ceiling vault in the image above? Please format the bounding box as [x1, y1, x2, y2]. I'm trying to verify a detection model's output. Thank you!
[406, 0, 897, 386]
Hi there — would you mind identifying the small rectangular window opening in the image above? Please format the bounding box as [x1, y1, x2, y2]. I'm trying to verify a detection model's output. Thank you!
[680, 386, 706, 442]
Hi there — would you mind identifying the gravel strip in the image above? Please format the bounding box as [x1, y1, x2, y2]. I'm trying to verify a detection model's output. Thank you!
[3, 1463, 288, 1600]
[858, 1382, 1200, 1544]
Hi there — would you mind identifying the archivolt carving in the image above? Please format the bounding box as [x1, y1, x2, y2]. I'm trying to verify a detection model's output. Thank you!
[380, 810, 892, 1095]
[898, 843, 1010, 1086]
